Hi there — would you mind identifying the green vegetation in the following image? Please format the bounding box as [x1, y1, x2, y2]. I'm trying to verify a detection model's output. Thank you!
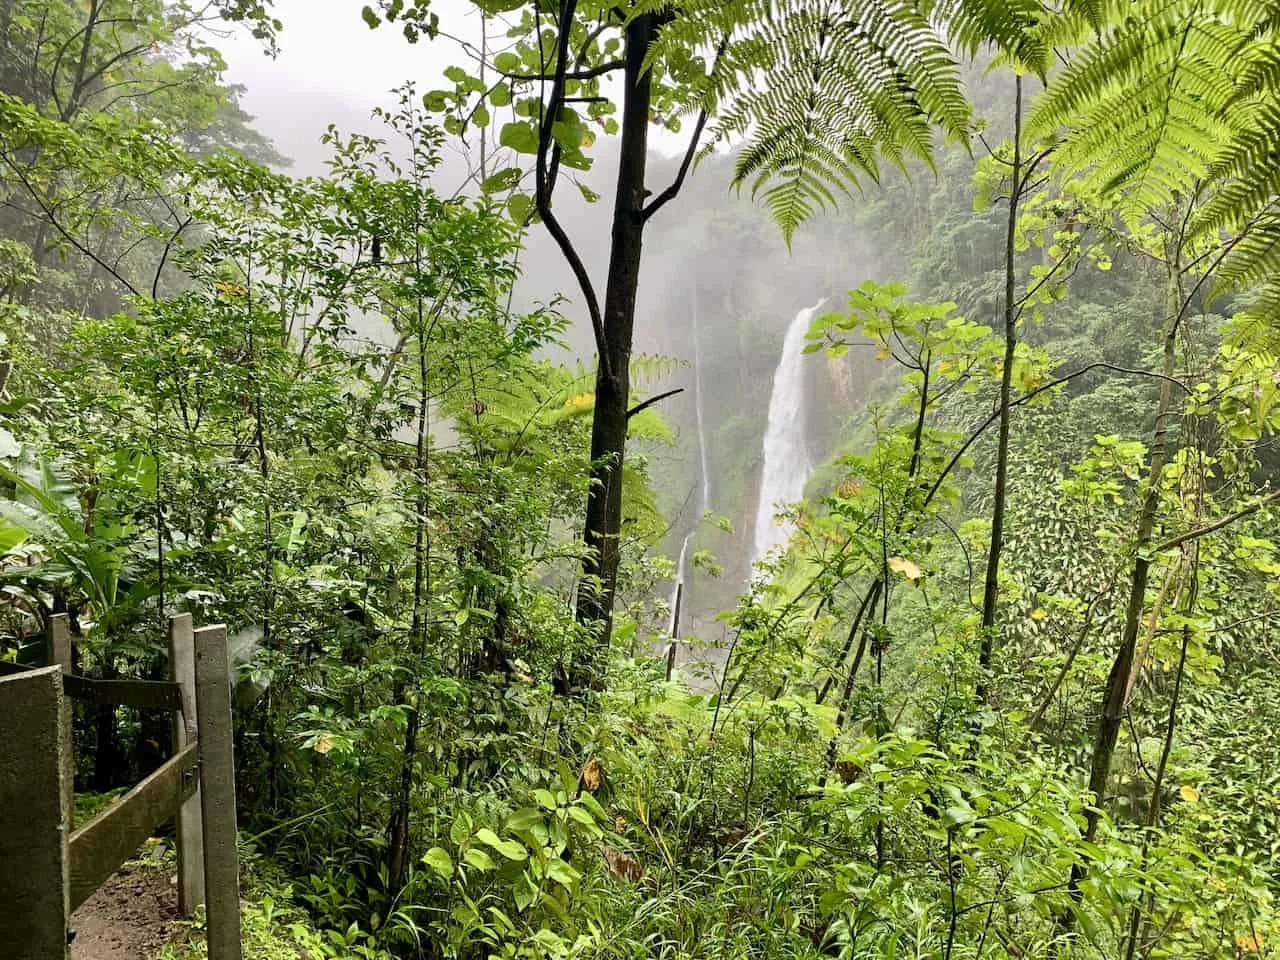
[2, 1, 1279, 959]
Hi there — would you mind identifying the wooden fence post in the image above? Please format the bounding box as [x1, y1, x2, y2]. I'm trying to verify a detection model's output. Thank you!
[0, 666, 70, 959]
[46, 614, 73, 830]
[193, 624, 242, 960]
[169, 614, 205, 915]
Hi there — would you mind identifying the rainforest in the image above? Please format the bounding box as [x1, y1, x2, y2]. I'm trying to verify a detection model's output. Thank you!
[1, 1, 1279, 958]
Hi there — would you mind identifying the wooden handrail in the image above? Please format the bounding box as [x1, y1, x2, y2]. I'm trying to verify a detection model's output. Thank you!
[62, 674, 184, 712]
[67, 743, 199, 911]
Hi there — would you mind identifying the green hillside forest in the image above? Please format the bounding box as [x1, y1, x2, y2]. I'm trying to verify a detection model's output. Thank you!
[2, 0, 1280, 957]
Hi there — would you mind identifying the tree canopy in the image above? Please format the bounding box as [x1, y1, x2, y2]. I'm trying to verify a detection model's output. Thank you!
[1, 1, 1279, 959]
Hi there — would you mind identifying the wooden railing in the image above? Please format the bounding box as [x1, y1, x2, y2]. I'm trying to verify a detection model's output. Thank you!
[0, 613, 243, 960]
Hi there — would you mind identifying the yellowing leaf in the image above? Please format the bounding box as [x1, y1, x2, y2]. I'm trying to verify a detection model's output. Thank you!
[836, 478, 862, 498]
[1178, 784, 1200, 803]
[580, 757, 603, 793]
[312, 733, 335, 755]
[1235, 932, 1263, 953]
[602, 845, 643, 882]
[1030, 607, 1047, 621]
[888, 556, 922, 582]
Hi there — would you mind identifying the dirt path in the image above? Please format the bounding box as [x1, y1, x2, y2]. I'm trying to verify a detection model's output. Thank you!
[69, 859, 190, 960]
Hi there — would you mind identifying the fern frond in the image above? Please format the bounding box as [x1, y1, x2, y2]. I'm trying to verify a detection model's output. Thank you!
[645, 0, 1041, 241]
[1216, 217, 1280, 292]
[1028, 0, 1280, 312]
[923, 0, 1050, 71]
[1029, 11, 1254, 218]
[1196, 102, 1280, 233]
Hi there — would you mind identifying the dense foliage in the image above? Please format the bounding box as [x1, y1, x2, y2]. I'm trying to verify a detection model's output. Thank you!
[2, 2, 1279, 960]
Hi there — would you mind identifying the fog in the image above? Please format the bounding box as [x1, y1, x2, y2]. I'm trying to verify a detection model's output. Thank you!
[214, 4, 892, 638]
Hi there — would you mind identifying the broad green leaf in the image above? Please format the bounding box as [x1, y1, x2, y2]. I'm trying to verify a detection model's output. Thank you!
[507, 807, 543, 831]
[534, 788, 558, 810]
[422, 846, 454, 878]
[481, 167, 522, 194]
[422, 90, 450, 111]
[546, 857, 580, 888]
[475, 828, 528, 860]
[506, 193, 535, 224]
[499, 121, 538, 155]
[493, 52, 521, 74]
[0, 523, 28, 554]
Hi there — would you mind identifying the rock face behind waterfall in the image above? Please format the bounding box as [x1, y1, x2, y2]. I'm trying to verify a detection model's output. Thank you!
[654, 274, 877, 650]
[750, 299, 826, 568]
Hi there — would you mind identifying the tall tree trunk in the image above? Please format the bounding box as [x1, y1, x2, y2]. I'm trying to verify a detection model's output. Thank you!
[572, 13, 656, 672]
[387, 265, 431, 891]
[1123, 625, 1191, 960]
[976, 75, 1022, 704]
[245, 252, 279, 810]
[1070, 231, 1184, 893]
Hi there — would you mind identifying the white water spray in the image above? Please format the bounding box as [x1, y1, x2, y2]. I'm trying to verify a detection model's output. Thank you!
[751, 298, 826, 566]
[693, 291, 711, 514]
[669, 287, 713, 632]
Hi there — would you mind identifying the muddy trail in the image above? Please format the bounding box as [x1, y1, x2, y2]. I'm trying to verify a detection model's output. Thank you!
[70, 858, 193, 960]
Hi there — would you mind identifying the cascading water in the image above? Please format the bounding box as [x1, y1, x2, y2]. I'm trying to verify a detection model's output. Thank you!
[670, 287, 712, 632]
[751, 298, 826, 567]
[693, 293, 712, 514]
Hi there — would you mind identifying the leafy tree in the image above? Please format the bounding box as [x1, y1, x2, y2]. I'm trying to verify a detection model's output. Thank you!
[359, 0, 1047, 685]
[1027, 0, 1280, 318]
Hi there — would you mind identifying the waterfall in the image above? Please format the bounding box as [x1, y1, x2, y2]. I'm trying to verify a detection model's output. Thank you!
[670, 287, 712, 633]
[751, 298, 826, 566]
[693, 291, 712, 515]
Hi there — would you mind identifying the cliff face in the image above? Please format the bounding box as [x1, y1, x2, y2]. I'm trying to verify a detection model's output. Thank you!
[479, 141, 898, 637]
[652, 271, 882, 638]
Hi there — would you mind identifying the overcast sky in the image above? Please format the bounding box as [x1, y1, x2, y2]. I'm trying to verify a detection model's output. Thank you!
[215, 0, 687, 171]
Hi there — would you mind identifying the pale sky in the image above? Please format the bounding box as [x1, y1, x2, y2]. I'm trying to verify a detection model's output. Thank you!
[219, 0, 470, 104]
[215, 0, 687, 170]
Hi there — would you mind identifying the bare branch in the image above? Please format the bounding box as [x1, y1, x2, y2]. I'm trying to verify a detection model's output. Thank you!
[534, 0, 609, 374]
[641, 107, 709, 223]
[625, 387, 683, 419]
[1150, 487, 1280, 554]
[921, 361, 1192, 511]
[642, 37, 728, 223]
[502, 60, 626, 82]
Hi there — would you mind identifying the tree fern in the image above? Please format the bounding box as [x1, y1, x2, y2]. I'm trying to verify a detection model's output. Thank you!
[645, 0, 1003, 240]
[1027, 0, 1280, 314]
[646, 0, 1043, 242]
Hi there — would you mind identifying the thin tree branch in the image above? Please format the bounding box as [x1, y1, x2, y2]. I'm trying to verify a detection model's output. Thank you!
[502, 59, 626, 81]
[642, 36, 728, 222]
[1150, 487, 1280, 554]
[625, 387, 683, 419]
[921, 361, 1191, 511]
[534, 0, 609, 377]
[642, 108, 708, 222]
